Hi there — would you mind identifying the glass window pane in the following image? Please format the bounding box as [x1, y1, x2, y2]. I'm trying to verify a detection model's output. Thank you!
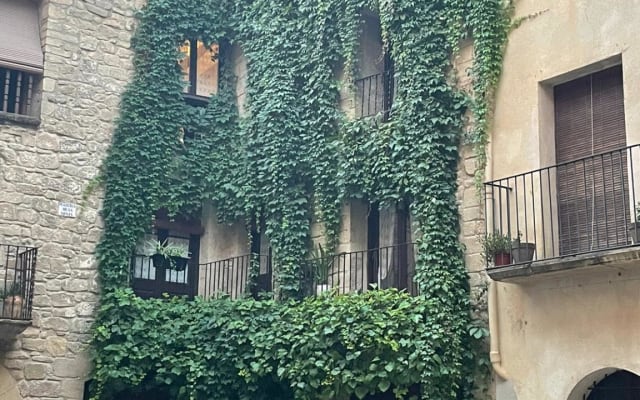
[195, 41, 218, 97]
[178, 40, 191, 93]
[134, 234, 156, 280]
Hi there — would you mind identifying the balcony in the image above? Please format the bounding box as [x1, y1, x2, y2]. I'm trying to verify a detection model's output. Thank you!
[0, 244, 37, 334]
[484, 145, 640, 280]
[131, 243, 418, 300]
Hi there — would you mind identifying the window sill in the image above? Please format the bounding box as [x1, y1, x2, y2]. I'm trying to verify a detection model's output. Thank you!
[0, 111, 41, 127]
[183, 93, 210, 107]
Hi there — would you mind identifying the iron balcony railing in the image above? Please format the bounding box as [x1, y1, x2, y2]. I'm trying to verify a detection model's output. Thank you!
[354, 70, 396, 120]
[485, 144, 640, 269]
[199, 253, 273, 300]
[303, 243, 418, 296]
[196, 243, 418, 300]
[0, 244, 37, 320]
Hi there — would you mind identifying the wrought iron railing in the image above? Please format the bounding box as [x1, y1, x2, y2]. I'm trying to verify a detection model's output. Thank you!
[354, 70, 395, 119]
[196, 243, 418, 300]
[304, 243, 418, 296]
[1, 67, 38, 115]
[0, 244, 37, 320]
[199, 253, 272, 300]
[485, 144, 640, 269]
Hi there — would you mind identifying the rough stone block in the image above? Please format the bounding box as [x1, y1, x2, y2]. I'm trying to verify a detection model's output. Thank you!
[25, 380, 60, 397]
[41, 317, 71, 332]
[24, 363, 48, 380]
[45, 336, 68, 357]
[53, 355, 90, 378]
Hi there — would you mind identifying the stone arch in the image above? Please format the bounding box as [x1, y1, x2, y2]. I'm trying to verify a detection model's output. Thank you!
[0, 365, 21, 400]
[567, 368, 640, 400]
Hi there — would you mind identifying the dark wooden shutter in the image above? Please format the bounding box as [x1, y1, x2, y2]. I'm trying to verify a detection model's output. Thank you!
[554, 65, 628, 255]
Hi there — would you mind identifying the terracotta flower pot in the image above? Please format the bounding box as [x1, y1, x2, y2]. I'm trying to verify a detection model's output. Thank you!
[493, 252, 511, 266]
[3, 296, 23, 319]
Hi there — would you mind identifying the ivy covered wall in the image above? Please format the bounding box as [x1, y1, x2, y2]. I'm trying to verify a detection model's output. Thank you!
[91, 0, 510, 398]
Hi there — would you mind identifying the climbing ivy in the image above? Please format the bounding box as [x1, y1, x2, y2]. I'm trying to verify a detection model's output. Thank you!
[92, 0, 509, 398]
[466, 0, 512, 189]
[93, 289, 433, 400]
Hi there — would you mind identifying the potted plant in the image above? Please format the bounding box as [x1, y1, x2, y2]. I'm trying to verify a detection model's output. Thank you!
[1, 282, 23, 319]
[310, 244, 332, 294]
[511, 232, 536, 263]
[629, 203, 640, 244]
[481, 232, 512, 266]
[146, 240, 191, 271]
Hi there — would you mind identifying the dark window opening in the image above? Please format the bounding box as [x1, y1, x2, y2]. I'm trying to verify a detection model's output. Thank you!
[355, 13, 395, 120]
[131, 210, 203, 299]
[250, 217, 273, 296]
[367, 200, 415, 294]
[0, 67, 38, 115]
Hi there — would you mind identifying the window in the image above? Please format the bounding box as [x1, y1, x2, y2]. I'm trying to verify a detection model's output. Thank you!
[131, 210, 203, 299]
[0, 0, 43, 118]
[178, 40, 219, 102]
[355, 14, 395, 120]
[554, 65, 628, 255]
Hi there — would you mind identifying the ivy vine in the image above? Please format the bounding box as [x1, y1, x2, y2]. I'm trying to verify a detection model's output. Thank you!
[92, 0, 509, 398]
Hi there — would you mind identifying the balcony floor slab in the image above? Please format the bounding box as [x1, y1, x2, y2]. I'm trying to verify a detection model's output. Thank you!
[487, 245, 640, 282]
[0, 319, 31, 338]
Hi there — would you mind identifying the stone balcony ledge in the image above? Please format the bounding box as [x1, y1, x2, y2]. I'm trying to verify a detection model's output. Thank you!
[0, 319, 31, 339]
[487, 245, 640, 282]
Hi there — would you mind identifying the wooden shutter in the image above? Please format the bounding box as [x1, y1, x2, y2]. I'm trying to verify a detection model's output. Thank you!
[0, 0, 44, 73]
[554, 65, 628, 255]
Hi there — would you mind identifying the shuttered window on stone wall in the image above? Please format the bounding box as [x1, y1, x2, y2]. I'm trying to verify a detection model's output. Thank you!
[554, 65, 628, 255]
[0, 0, 43, 116]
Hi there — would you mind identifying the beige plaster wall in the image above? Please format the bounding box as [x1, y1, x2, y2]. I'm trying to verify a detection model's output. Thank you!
[495, 264, 640, 400]
[197, 202, 249, 299]
[492, 1, 640, 179]
[489, 1, 640, 398]
[0, 365, 21, 400]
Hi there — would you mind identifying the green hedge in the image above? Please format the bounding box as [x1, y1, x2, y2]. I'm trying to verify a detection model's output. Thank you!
[92, 289, 441, 400]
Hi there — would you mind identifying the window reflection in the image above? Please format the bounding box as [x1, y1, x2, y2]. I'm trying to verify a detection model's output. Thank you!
[178, 39, 218, 97]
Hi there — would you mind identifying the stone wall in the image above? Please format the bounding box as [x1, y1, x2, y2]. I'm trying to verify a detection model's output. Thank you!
[0, 0, 140, 398]
[0, 3, 489, 399]
[454, 40, 489, 328]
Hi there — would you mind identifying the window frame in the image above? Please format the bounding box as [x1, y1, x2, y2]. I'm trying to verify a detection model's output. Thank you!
[180, 39, 218, 106]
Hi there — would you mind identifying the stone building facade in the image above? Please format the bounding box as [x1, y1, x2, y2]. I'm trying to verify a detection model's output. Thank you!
[0, 2, 488, 400]
[0, 0, 139, 398]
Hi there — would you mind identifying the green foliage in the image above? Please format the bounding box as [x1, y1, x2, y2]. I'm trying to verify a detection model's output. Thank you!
[480, 232, 512, 261]
[0, 281, 21, 299]
[92, 289, 437, 400]
[465, 0, 512, 189]
[146, 240, 189, 258]
[92, 0, 510, 398]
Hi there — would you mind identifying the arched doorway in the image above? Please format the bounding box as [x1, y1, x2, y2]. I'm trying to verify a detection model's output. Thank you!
[584, 370, 640, 400]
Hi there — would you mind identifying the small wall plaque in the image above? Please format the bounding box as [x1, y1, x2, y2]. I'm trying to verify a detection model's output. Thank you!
[58, 202, 77, 218]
